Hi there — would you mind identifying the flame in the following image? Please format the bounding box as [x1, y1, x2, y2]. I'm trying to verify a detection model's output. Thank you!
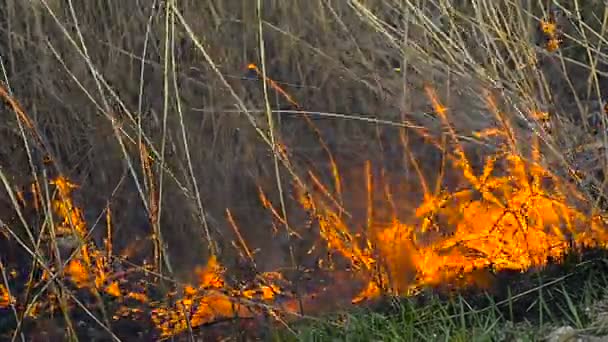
[540, 19, 557, 36]
[293, 149, 608, 300]
[149, 255, 287, 338]
[40, 174, 291, 338]
[65, 259, 89, 287]
[0, 284, 12, 308]
[4, 76, 608, 340]
[106, 281, 122, 297]
[5, 146, 608, 339]
[194, 255, 225, 289]
[127, 291, 149, 303]
[280, 89, 608, 302]
[540, 17, 562, 52]
[51, 176, 87, 238]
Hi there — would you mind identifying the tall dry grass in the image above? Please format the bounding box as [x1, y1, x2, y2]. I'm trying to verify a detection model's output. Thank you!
[1, 0, 608, 339]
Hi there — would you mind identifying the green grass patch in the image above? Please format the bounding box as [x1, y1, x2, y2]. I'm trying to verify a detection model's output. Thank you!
[280, 248, 608, 341]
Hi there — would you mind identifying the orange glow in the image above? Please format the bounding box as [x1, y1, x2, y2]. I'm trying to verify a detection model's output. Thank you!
[546, 38, 561, 52]
[296, 149, 608, 300]
[540, 19, 557, 36]
[106, 281, 122, 297]
[4, 144, 608, 339]
[195, 255, 225, 289]
[351, 281, 381, 304]
[66, 259, 90, 287]
[5, 78, 608, 340]
[148, 254, 286, 338]
[0, 284, 12, 308]
[540, 17, 561, 52]
[532, 111, 550, 122]
[127, 292, 149, 303]
[278, 87, 608, 303]
[51, 176, 87, 238]
[151, 290, 255, 338]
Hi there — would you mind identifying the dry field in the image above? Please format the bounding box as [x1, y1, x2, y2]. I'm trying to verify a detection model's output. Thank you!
[2, 0, 608, 340]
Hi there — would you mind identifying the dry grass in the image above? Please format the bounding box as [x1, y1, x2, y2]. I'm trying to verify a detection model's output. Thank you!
[1, 0, 608, 340]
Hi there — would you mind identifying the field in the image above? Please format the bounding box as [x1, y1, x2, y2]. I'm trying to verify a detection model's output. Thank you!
[2, 0, 608, 340]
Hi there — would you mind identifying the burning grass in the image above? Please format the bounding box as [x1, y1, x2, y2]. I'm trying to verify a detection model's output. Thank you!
[2, 1, 608, 340]
[283, 91, 608, 305]
[2, 80, 608, 340]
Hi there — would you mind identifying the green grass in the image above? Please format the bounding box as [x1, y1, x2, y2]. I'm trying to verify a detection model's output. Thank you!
[282, 251, 608, 341]
[293, 309, 544, 341]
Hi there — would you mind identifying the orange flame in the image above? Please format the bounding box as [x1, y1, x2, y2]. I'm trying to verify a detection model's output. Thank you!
[5, 76, 608, 340]
[285, 89, 608, 302]
[0, 284, 12, 308]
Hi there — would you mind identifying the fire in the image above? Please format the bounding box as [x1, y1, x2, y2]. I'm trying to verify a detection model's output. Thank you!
[540, 16, 562, 52]
[49, 176, 124, 301]
[194, 255, 225, 289]
[3, 151, 607, 339]
[293, 148, 608, 300]
[2, 73, 608, 339]
[49, 175, 89, 245]
[0, 284, 12, 308]
[281, 91, 608, 302]
[150, 255, 292, 338]
[4, 171, 297, 339]
[65, 259, 89, 287]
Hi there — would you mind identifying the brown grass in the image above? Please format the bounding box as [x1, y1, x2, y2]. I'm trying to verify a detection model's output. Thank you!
[1, 0, 608, 340]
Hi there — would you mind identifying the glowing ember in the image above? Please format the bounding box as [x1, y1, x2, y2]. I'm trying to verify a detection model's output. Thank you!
[0, 284, 12, 308]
